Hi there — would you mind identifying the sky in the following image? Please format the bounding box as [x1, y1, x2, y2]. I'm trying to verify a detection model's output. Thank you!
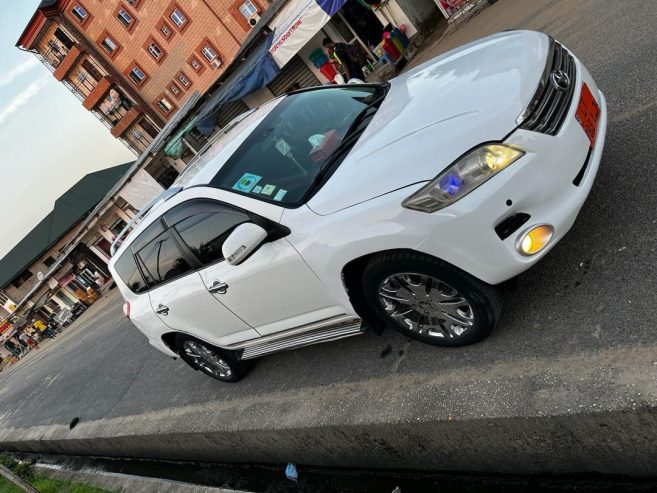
[0, 1, 134, 258]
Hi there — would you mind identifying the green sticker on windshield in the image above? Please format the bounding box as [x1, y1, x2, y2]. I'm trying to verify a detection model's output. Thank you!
[233, 173, 262, 193]
[261, 184, 276, 196]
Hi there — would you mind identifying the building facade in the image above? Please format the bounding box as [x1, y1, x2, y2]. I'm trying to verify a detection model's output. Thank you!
[16, 0, 270, 155]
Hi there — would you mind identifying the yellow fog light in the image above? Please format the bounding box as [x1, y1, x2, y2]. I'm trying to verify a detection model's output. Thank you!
[517, 225, 554, 256]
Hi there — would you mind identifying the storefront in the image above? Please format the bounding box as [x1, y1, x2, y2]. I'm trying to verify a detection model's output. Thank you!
[267, 0, 436, 86]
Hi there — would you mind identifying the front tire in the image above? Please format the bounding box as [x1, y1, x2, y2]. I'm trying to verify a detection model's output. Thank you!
[176, 334, 251, 382]
[362, 252, 502, 346]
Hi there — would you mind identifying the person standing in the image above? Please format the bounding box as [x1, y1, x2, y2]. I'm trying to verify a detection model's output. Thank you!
[323, 38, 366, 81]
[4, 340, 21, 358]
[19, 331, 38, 350]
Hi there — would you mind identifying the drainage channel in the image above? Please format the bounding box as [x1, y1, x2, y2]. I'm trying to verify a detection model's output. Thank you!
[14, 453, 657, 493]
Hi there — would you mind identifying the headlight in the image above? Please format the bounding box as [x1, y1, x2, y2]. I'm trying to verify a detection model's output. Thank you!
[402, 144, 525, 213]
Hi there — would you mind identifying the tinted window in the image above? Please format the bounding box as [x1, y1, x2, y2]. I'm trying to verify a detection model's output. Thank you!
[135, 231, 191, 287]
[171, 206, 249, 266]
[114, 251, 147, 293]
[210, 86, 386, 206]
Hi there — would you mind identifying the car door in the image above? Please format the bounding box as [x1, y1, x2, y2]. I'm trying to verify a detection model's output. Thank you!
[132, 218, 259, 347]
[166, 199, 346, 336]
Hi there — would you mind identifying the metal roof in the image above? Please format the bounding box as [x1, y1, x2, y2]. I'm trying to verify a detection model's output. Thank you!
[0, 163, 132, 289]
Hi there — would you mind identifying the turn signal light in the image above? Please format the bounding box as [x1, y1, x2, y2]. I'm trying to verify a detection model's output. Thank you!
[517, 225, 554, 256]
[122, 301, 131, 319]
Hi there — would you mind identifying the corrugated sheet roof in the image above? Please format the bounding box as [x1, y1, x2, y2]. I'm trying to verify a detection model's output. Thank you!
[0, 163, 133, 289]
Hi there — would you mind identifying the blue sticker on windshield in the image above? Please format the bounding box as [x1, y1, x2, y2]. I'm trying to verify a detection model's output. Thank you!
[233, 173, 262, 193]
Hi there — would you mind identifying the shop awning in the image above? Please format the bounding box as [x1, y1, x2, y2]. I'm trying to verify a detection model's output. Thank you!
[165, 34, 279, 157]
[269, 0, 346, 68]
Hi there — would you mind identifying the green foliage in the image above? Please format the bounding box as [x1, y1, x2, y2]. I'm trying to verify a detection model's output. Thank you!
[0, 475, 24, 493]
[0, 455, 112, 493]
[32, 478, 113, 493]
[0, 454, 34, 481]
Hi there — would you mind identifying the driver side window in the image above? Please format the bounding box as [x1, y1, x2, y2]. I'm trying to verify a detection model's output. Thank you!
[166, 201, 249, 267]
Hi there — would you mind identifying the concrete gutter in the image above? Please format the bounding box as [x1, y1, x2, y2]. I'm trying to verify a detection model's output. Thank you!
[1, 345, 657, 476]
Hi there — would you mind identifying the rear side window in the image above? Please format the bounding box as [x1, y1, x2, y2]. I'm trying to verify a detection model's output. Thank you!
[114, 250, 148, 293]
[135, 230, 192, 286]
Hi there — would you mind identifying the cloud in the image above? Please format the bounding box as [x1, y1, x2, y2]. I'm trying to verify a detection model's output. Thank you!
[0, 58, 39, 88]
[0, 76, 50, 126]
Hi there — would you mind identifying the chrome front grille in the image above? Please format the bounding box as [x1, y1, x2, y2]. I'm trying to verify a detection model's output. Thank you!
[518, 39, 577, 136]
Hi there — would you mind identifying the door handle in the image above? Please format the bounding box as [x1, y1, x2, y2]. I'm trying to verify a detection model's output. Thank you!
[155, 304, 170, 316]
[208, 280, 229, 295]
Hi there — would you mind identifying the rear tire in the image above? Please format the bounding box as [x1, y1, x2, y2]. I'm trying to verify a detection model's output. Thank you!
[361, 251, 502, 346]
[175, 334, 251, 382]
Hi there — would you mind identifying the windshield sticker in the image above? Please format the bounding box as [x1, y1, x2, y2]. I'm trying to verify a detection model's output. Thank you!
[252, 186, 263, 194]
[261, 184, 276, 196]
[274, 189, 288, 202]
[233, 173, 262, 193]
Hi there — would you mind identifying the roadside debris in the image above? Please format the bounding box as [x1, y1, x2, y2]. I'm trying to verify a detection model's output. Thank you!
[285, 463, 298, 482]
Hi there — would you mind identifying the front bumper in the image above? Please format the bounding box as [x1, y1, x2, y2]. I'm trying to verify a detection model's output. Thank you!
[415, 57, 608, 285]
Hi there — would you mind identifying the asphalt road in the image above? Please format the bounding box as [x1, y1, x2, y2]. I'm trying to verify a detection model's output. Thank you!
[1, 0, 657, 441]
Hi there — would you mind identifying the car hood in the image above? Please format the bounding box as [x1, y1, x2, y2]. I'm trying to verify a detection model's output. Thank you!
[308, 30, 550, 215]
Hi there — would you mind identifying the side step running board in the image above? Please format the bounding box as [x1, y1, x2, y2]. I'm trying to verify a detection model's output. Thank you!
[237, 320, 364, 360]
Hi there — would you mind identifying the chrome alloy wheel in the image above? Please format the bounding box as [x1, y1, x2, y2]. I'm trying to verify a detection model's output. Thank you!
[378, 273, 475, 339]
[182, 341, 233, 378]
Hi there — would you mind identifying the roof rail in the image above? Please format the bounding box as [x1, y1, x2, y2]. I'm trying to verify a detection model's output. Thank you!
[110, 187, 183, 257]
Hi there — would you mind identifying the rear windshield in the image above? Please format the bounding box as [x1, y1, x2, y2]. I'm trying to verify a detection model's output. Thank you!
[210, 85, 386, 207]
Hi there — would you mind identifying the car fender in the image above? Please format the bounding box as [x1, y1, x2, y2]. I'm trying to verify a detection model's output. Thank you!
[281, 185, 432, 309]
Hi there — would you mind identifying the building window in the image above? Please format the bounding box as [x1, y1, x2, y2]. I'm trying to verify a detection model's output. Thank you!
[129, 65, 146, 85]
[11, 270, 33, 289]
[170, 8, 187, 28]
[126, 0, 141, 6]
[148, 42, 163, 60]
[201, 44, 218, 62]
[72, 5, 88, 22]
[157, 97, 174, 114]
[100, 35, 118, 55]
[177, 72, 190, 87]
[238, 0, 258, 19]
[44, 256, 56, 267]
[160, 23, 172, 38]
[169, 81, 182, 98]
[189, 57, 202, 72]
[117, 9, 134, 28]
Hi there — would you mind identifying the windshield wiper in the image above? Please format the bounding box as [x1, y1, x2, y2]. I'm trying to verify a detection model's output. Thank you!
[303, 92, 388, 200]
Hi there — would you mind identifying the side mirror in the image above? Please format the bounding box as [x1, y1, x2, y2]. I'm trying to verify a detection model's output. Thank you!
[223, 223, 269, 266]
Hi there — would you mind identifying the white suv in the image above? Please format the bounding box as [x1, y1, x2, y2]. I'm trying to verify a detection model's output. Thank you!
[109, 31, 607, 381]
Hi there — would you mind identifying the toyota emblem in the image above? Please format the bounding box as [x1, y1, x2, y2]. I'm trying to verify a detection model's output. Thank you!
[551, 70, 571, 91]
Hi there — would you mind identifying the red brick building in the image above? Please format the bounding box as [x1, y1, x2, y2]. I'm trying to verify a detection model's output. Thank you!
[17, 0, 269, 155]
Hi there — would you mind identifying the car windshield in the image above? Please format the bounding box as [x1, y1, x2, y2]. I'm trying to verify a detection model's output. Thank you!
[210, 85, 387, 206]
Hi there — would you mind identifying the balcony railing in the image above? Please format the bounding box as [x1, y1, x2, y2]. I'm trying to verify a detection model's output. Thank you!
[40, 40, 70, 69]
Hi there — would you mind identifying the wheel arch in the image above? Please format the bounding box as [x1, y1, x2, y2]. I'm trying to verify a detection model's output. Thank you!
[341, 248, 496, 334]
[161, 332, 179, 355]
[341, 248, 423, 335]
